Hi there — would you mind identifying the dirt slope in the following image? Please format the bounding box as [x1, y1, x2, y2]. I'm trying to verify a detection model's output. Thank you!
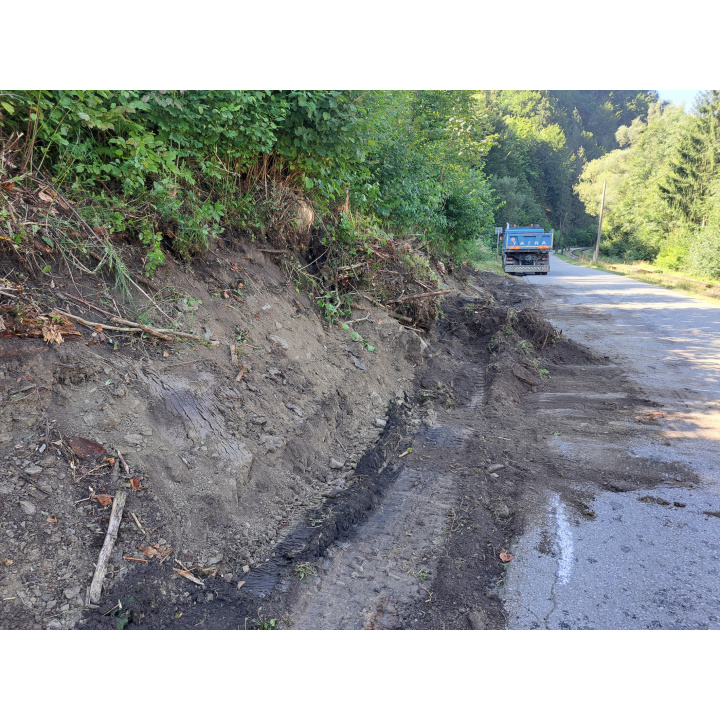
[0, 240, 426, 629]
[1, 248, 679, 630]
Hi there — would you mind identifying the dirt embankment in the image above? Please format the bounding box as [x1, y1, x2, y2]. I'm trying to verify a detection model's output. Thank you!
[0, 238, 432, 629]
[1, 243, 679, 630]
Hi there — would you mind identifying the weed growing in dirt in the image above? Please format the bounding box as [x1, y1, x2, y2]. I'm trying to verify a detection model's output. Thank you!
[252, 617, 276, 630]
[294, 562, 317, 582]
[316, 289, 351, 324]
[340, 323, 375, 351]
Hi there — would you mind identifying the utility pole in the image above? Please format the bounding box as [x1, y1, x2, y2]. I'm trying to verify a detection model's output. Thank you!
[593, 180, 606, 264]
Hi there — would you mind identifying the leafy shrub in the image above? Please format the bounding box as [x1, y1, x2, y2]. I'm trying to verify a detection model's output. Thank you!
[685, 229, 720, 280]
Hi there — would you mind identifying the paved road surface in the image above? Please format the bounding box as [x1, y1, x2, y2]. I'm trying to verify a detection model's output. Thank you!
[502, 254, 720, 629]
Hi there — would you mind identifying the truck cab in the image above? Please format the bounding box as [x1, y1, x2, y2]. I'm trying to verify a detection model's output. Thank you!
[501, 224, 552, 275]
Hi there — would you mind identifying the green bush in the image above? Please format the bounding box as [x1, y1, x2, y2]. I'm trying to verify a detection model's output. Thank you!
[685, 229, 720, 280]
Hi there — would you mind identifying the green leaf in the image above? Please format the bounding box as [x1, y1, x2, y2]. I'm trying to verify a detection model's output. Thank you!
[1, 101, 14, 114]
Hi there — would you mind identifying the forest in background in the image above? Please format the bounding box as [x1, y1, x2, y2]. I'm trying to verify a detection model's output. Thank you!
[2, 89, 716, 289]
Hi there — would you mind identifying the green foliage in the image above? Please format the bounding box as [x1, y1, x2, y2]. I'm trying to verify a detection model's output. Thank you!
[356, 91, 498, 260]
[685, 228, 720, 280]
[340, 323, 375, 351]
[0, 90, 369, 272]
[575, 95, 720, 277]
[4, 87, 698, 291]
[294, 562, 316, 582]
[480, 90, 658, 240]
[659, 91, 720, 224]
[316, 289, 349, 323]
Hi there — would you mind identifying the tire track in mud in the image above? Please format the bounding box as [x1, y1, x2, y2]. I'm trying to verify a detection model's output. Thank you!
[288, 462, 457, 629]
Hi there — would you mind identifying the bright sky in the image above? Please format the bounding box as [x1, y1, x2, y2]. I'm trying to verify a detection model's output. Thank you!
[656, 90, 705, 109]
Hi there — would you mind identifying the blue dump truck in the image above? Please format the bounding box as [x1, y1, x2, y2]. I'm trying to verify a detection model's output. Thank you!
[500, 223, 553, 275]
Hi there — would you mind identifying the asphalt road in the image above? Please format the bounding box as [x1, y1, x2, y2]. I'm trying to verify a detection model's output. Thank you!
[502, 254, 720, 629]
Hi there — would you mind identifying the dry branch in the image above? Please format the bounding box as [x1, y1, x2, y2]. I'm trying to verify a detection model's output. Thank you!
[172, 568, 205, 586]
[87, 489, 128, 605]
[235, 363, 248, 383]
[116, 450, 130, 474]
[51, 308, 207, 344]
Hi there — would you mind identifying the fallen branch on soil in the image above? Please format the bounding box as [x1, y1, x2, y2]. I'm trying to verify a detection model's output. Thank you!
[131, 512, 147, 535]
[387, 290, 452, 304]
[51, 308, 207, 343]
[172, 567, 205, 587]
[87, 488, 128, 605]
[257, 248, 290, 254]
[116, 451, 130, 474]
[359, 293, 389, 310]
[235, 363, 248, 383]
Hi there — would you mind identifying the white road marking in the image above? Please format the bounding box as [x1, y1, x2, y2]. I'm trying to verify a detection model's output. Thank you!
[551, 494, 573, 585]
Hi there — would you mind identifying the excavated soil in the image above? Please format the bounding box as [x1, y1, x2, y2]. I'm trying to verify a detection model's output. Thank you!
[0, 246, 681, 630]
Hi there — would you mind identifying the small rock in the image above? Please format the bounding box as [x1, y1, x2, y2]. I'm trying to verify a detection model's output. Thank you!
[24, 465, 43, 476]
[63, 586, 82, 600]
[374, 418, 387, 428]
[207, 554, 223, 565]
[259, 435, 285, 451]
[242, 565, 250, 574]
[124, 434, 144, 445]
[329, 457, 345, 470]
[267, 335, 289, 350]
[490, 472, 499, 479]
[487, 463, 505, 473]
[19, 500, 36, 515]
[285, 403, 303, 417]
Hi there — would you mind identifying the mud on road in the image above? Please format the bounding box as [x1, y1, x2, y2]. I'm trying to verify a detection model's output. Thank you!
[1, 254, 688, 630]
[279, 274, 691, 630]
